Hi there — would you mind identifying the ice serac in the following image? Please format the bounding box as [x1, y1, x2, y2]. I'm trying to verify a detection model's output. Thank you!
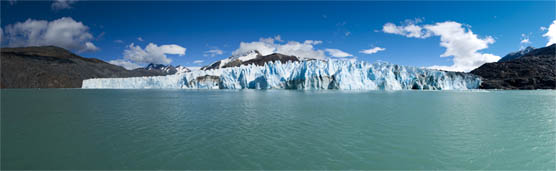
[82, 60, 481, 90]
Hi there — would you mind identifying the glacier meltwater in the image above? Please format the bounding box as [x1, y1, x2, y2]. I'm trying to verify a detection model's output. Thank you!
[82, 60, 481, 90]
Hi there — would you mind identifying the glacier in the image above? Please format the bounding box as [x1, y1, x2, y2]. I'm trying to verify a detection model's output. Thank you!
[82, 60, 481, 90]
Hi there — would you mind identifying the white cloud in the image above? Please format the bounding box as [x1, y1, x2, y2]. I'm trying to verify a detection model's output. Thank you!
[383, 20, 499, 72]
[303, 40, 322, 45]
[114, 39, 124, 43]
[232, 38, 277, 56]
[325, 48, 352, 57]
[109, 59, 141, 70]
[137, 37, 144, 42]
[81, 42, 99, 53]
[276, 40, 326, 59]
[274, 35, 283, 42]
[3, 17, 98, 53]
[406, 18, 424, 24]
[360, 47, 386, 54]
[123, 43, 186, 64]
[204, 48, 223, 57]
[232, 36, 327, 59]
[543, 20, 556, 46]
[541, 26, 547, 31]
[520, 33, 531, 48]
[382, 22, 431, 39]
[423, 21, 500, 72]
[345, 31, 351, 36]
[51, 0, 77, 10]
[193, 60, 204, 64]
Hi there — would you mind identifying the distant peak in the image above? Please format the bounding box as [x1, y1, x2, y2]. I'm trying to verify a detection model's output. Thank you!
[498, 46, 537, 62]
[520, 46, 535, 51]
[516, 46, 535, 54]
[146, 63, 174, 70]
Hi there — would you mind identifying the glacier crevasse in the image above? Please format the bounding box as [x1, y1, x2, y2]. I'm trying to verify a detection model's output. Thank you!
[82, 60, 481, 90]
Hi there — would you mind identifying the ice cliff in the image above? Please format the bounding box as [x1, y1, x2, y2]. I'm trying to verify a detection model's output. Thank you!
[82, 60, 481, 90]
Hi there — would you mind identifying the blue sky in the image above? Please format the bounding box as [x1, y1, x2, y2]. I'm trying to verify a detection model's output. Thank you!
[1, 1, 554, 71]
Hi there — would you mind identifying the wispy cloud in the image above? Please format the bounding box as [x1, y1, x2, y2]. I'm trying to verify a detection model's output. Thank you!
[109, 59, 141, 70]
[193, 60, 204, 64]
[360, 47, 385, 54]
[204, 48, 223, 57]
[520, 33, 531, 49]
[274, 35, 283, 42]
[382, 23, 431, 39]
[382, 18, 430, 39]
[51, 0, 77, 10]
[325, 48, 353, 58]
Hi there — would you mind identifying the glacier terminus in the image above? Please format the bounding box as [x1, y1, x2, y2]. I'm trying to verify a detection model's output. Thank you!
[82, 60, 481, 90]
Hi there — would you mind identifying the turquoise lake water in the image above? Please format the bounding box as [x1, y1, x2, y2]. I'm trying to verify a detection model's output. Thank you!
[1, 89, 555, 169]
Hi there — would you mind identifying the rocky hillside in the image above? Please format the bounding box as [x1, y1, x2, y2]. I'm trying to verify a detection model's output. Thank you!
[0, 46, 174, 88]
[471, 44, 555, 89]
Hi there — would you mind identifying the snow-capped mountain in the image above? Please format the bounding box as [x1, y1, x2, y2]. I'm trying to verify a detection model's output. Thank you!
[201, 50, 301, 70]
[144, 63, 193, 74]
[201, 50, 262, 70]
[498, 46, 535, 62]
[145, 63, 177, 74]
[83, 59, 480, 90]
[175, 65, 191, 73]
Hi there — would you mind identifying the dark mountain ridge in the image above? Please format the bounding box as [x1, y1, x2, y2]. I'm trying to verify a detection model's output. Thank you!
[0, 46, 173, 88]
[471, 44, 555, 89]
